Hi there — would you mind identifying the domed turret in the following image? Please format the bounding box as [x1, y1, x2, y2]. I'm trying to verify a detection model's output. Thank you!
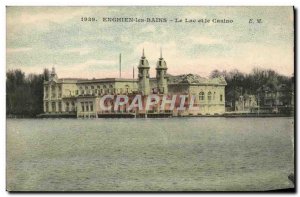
[156, 48, 167, 68]
[137, 49, 150, 95]
[49, 66, 58, 81]
[156, 48, 168, 94]
[138, 48, 150, 68]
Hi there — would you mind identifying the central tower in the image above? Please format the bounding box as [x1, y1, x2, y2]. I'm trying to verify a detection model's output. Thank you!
[156, 48, 168, 94]
[138, 49, 150, 95]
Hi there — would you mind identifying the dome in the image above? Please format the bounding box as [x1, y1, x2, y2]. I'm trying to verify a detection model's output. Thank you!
[138, 49, 149, 68]
[156, 48, 167, 69]
[156, 57, 167, 68]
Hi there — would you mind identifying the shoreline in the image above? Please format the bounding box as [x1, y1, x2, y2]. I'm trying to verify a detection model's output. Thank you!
[7, 113, 294, 119]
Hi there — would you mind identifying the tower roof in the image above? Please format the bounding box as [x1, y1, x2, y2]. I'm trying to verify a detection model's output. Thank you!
[156, 48, 167, 69]
[138, 48, 149, 68]
[51, 66, 56, 75]
[49, 66, 58, 81]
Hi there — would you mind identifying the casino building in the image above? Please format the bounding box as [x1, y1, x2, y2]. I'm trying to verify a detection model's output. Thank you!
[43, 49, 227, 118]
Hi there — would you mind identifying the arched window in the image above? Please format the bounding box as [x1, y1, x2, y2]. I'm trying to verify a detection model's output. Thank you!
[199, 92, 205, 101]
[51, 85, 56, 98]
[208, 91, 212, 101]
[125, 85, 129, 93]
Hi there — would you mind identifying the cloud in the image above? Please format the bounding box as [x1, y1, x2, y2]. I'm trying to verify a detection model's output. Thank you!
[6, 7, 89, 36]
[189, 36, 224, 45]
[64, 47, 91, 55]
[8, 8, 85, 25]
[7, 47, 32, 53]
[140, 25, 156, 33]
[6, 7, 294, 79]
[65, 59, 117, 70]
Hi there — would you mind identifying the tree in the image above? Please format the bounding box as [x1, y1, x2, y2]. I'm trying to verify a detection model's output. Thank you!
[6, 69, 49, 117]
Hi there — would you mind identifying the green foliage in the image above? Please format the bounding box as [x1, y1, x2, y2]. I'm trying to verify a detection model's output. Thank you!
[6, 69, 49, 117]
[6, 67, 293, 117]
[210, 67, 294, 108]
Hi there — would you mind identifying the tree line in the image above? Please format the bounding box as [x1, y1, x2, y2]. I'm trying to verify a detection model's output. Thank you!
[6, 69, 49, 117]
[6, 67, 294, 117]
[209, 68, 294, 108]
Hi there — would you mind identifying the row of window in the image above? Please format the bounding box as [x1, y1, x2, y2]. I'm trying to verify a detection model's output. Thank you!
[45, 85, 62, 92]
[81, 102, 94, 112]
[45, 88, 132, 98]
[199, 92, 223, 102]
[45, 101, 75, 112]
[45, 85, 62, 99]
[79, 84, 130, 90]
[45, 93, 62, 99]
[77, 88, 131, 95]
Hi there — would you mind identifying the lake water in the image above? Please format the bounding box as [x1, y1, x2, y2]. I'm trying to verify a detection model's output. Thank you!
[6, 117, 294, 191]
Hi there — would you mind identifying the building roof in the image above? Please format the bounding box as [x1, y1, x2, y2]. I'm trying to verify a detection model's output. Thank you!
[138, 49, 150, 68]
[77, 78, 138, 84]
[168, 74, 227, 85]
[44, 74, 226, 86]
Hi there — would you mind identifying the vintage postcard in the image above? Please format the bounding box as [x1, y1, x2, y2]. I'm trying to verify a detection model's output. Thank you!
[6, 6, 294, 191]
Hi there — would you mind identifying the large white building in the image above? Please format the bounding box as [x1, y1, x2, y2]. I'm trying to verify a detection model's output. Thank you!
[43, 50, 227, 118]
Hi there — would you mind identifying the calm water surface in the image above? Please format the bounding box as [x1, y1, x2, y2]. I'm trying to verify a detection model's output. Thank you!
[7, 117, 294, 191]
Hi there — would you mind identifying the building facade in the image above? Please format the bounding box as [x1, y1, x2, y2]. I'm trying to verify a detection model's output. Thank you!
[43, 50, 227, 117]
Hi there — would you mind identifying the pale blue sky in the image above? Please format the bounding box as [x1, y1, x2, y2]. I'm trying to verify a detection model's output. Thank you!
[7, 6, 294, 78]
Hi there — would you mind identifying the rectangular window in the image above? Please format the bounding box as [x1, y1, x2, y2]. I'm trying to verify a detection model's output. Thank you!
[81, 102, 84, 112]
[52, 102, 56, 112]
[86, 102, 89, 111]
[45, 102, 49, 112]
[66, 102, 70, 112]
[90, 102, 93, 111]
[71, 102, 75, 111]
[220, 95, 223, 102]
[58, 102, 62, 112]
